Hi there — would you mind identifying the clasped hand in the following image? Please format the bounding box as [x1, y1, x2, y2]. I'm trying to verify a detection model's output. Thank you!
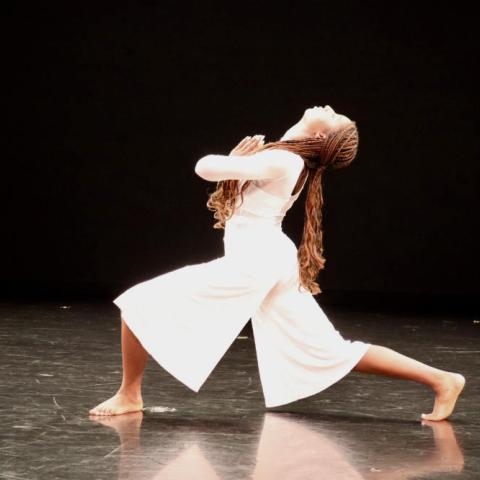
[229, 134, 265, 156]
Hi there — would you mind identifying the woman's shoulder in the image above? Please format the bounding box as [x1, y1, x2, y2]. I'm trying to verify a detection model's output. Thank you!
[266, 148, 304, 174]
[254, 149, 305, 194]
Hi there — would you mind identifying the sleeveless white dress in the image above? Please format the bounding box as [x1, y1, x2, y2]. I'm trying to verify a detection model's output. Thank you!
[113, 163, 371, 408]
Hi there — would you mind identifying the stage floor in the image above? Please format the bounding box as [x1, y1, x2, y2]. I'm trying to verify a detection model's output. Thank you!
[1, 300, 478, 479]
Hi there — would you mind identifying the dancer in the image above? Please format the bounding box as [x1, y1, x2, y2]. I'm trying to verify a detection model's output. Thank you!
[89, 105, 465, 420]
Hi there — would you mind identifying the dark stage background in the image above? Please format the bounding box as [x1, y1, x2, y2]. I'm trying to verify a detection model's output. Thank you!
[4, 3, 479, 314]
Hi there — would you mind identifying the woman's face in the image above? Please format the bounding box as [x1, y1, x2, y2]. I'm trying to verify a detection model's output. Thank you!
[280, 105, 353, 141]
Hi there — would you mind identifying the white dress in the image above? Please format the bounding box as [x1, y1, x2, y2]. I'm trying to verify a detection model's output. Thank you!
[113, 160, 371, 408]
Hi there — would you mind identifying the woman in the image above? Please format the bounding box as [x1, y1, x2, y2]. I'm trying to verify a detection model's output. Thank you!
[89, 106, 465, 420]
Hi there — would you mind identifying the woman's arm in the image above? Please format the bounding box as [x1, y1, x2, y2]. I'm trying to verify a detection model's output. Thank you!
[195, 149, 301, 182]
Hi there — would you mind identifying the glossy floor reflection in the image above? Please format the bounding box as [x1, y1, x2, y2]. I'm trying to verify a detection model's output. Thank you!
[1, 301, 478, 479]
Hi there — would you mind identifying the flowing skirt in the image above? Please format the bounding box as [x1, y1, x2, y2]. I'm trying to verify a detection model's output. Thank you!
[113, 217, 371, 407]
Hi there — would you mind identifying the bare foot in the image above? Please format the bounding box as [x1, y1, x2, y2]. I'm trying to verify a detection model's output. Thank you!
[421, 372, 465, 421]
[89, 391, 144, 416]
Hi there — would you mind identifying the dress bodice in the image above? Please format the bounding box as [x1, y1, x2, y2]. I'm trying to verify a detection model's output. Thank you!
[227, 172, 308, 227]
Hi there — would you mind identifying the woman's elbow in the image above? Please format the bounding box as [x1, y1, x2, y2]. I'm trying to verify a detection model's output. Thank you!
[194, 159, 208, 180]
[195, 155, 216, 181]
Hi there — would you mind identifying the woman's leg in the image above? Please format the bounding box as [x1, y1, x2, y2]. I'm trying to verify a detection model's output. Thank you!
[89, 316, 149, 416]
[352, 344, 465, 421]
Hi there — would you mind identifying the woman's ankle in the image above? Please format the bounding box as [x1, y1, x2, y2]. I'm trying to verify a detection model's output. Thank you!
[429, 369, 453, 393]
[117, 384, 143, 401]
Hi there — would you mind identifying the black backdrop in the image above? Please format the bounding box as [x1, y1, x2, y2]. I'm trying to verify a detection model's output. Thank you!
[4, 3, 479, 314]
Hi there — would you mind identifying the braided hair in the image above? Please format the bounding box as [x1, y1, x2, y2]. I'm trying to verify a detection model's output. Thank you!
[206, 121, 359, 295]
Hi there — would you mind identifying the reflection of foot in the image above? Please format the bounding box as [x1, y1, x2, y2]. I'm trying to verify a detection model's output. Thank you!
[421, 419, 465, 472]
[421, 418, 455, 434]
[421, 373, 465, 421]
[90, 411, 143, 451]
[89, 391, 144, 416]
[89, 410, 144, 430]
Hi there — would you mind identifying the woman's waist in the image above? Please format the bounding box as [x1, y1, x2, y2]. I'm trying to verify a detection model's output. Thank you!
[224, 219, 297, 252]
[224, 219, 283, 236]
[226, 212, 284, 228]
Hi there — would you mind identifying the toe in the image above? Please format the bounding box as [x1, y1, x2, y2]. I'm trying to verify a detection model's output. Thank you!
[422, 412, 443, 421]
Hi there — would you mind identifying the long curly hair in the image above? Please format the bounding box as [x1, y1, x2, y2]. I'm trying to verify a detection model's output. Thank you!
[205, 121, 359, 295]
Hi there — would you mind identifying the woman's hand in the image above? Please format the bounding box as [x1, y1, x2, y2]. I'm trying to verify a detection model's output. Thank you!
[229, 134, 265, 156]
